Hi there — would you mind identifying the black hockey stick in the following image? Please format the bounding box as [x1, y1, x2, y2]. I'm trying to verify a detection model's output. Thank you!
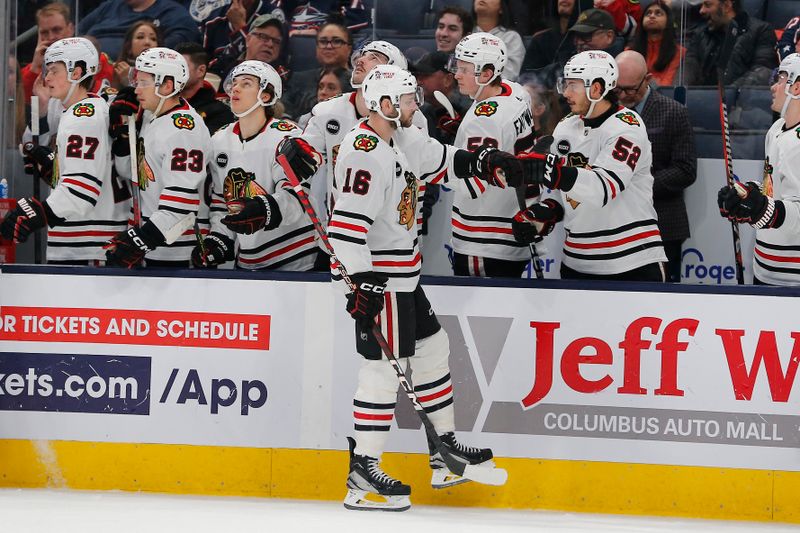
[515, 186, 544, 279]
[127, 116, 142, 227]
[277, 154, 508, 487]
[716, 21, 745, 285]
[30, 96, 43, 264]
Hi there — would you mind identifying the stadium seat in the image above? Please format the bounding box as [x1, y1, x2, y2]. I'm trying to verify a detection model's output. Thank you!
[684, 86, 737, 130]
[433, 0, 473, 13]
[730, 130, 767, 161]
[765, 0, 798, 29]
[288, 35, 319, 73]
[732, 87, 773, 130]
[693, 129, 724, 159]
[384, 35, 438, 63]
[373, 0, 425, 34]
[741, 0, 767, 20]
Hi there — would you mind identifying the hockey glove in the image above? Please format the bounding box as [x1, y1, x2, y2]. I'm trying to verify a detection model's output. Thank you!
[0, 197, 53, 243]
[222, 194, 282, 234]
[512, 199, 564, 243]
[517, 151, 578, 191]
[191, 232, 235, 268]
[22, 143, 55, 187]
[718, 181, 784, 229]
[346, 272, 388, 328]
[104, 223, 165, 269]
[276, 137, 323, 182]
[109, 86, 139, 157]
[436, 113, 462, 136]
[453, 146, 524, 187]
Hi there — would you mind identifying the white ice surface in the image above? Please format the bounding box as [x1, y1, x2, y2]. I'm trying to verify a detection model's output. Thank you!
[2, 489, 798, 533]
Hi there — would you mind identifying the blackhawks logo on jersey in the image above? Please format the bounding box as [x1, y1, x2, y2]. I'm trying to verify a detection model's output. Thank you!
[474, 101, 498, 117]
[136, 137, 156, 191]
[567, 152, 591, 168]
[353, 134, 378, 152]
[223, 168, 267, 203]
[269, 120, 296, 132]
[73, 103, 95, 117]
[795, 126, 800, 140]
[397, 171, 418, 230]
[172, 113, 195, 130]
[615, 111, 640, 127]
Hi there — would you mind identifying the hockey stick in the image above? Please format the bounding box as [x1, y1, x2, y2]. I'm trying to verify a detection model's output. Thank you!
[30, 96, 43, 264]
[515, 186, 544, 279]
[433, 90, 455, 119]
[277, 154, 507, 487]
[716, 22, 745, 285]
[128, 115, 142, 227]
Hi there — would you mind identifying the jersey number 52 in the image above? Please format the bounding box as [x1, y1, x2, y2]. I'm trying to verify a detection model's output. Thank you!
[611, 137, 641, 171]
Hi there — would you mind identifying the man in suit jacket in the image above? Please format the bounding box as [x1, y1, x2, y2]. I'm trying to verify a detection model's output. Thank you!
[616, 51, 697, 282]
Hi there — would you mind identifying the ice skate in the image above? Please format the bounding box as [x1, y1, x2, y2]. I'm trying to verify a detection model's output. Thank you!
[429, 432, 495, 489]
[343, 437, 411, 512]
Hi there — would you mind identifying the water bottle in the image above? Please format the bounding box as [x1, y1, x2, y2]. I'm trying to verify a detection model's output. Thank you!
[0, 178, 8, 199]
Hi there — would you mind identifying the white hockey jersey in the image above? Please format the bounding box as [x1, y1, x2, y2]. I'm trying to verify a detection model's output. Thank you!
[330, 121, 459, 292]
[752, 118, 800, 285]
[208, 118, 316, 271]
[121, 100, 212, 262]
[550, 105, 666, 275]
[43, 95, 129, 261]
[451, 80, 536, 262]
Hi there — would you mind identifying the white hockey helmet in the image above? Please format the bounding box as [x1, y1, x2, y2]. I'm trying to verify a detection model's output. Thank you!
[224, 60, 282, 117]
[361, 64, 422, 127]
[134, 47, 189, 95]
[350, 40, 407, 88]
[44, 37, 99, 104]
[453, 32, 507, 82]
[558, 50, 618, 116]
[777, 53, 800, 117]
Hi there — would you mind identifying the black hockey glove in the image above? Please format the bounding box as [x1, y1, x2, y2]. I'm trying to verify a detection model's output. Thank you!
[22, 143, 55, 187]
[436, 112, 462, 136]
[718, 181, 784, 229]
[276, 137, 323, 182]
[453, 145, 524, 187]
[346, 272, 388, 328]
[104, 223, 165, 269]
[109, 86, 139, 157]
[222, 194, 282, 235]
[191, 232, 235, 268]
[0, 197, 55, 243]
[517, 151, 578, 191]
[512, 199, 564, 243]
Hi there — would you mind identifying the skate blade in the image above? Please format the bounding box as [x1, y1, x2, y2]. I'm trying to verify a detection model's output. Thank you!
[343, 489, 411, 512]
[432, 460, 496, 489]
[462, 462, 508, 486]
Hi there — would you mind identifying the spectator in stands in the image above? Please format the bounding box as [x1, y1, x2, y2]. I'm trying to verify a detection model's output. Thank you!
[594, 0, 640, 43]
[208, 12, 290, 85]
[684, 0, 776, 87]
[616, 50, 696, 282]
[524, 82, 560, 137]
[521, 0, 587, 75]
[78, 0, 201, 59]
[777, 16, 800, 60]
[176, 42, 235, 135]
[629, 0, 686, 86]
[283, 1, 369, 35]
[472, 0, 525, 80]
[411, 51, 470, 144]
[21, 3, 114, 98]
[297, 66, 351, 128]
[435, 6, 474, 53]
[201, 1, 286, 76]
[281, 21, 353, 119]
[113, 20, 162, 89]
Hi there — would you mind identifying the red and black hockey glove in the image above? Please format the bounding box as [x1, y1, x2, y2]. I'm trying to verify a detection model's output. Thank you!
[22, 143, 55, 187]
[346, 272, 388, 328]
[454, 145, 524, 188]
[104, 223, 165, 269]
[517, 152, 578, 191]
[108, 86, 139, 157]
[222, 194, 282, 235]
[512, 199, 564, 244]
[191, 232, 235, 268]
[0, 197, 55, 243]
[718, 181, 784, 229]
[276, 137, 323, 182]
[436, 112, 462, 136]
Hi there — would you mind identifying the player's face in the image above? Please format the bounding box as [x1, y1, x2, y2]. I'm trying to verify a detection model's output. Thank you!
[453, 59, 479, 97]
[229, 75, 264, 114]
[132, 71, 160, 110]
[397, 92, 419, 127]
[43, 62, 71, 100]
[560, 78, 590, 115]
[771, 71, 792, 112]
[435, 14, 465, 53]
[352, 51, 388, 86]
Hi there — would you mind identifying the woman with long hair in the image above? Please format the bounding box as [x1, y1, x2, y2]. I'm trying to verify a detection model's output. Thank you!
[472, 0, 525, 80]
[114, 20, 163, 88]
[629, 0, 686, 86]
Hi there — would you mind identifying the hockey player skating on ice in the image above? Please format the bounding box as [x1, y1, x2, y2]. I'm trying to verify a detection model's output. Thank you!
[328, 64, 513, 512]
[718, 53, 800, 285]
[447, 32, 538, 278]
[484, 51, 667, 281]
[104, 47, 212, 268]
[0, 37, 129, 263]
[194, 60, 317, 270]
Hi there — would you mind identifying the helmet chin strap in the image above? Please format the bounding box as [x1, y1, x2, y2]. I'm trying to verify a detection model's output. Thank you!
[583, 86, 604, 119]
[233, 88, 272, 118]
[151, 83, 181, 120]
[470, 69, 499, 101]
[376, 105, 401, 129]
[59, 68, 93, 107]
[780, 85, 800, 118]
